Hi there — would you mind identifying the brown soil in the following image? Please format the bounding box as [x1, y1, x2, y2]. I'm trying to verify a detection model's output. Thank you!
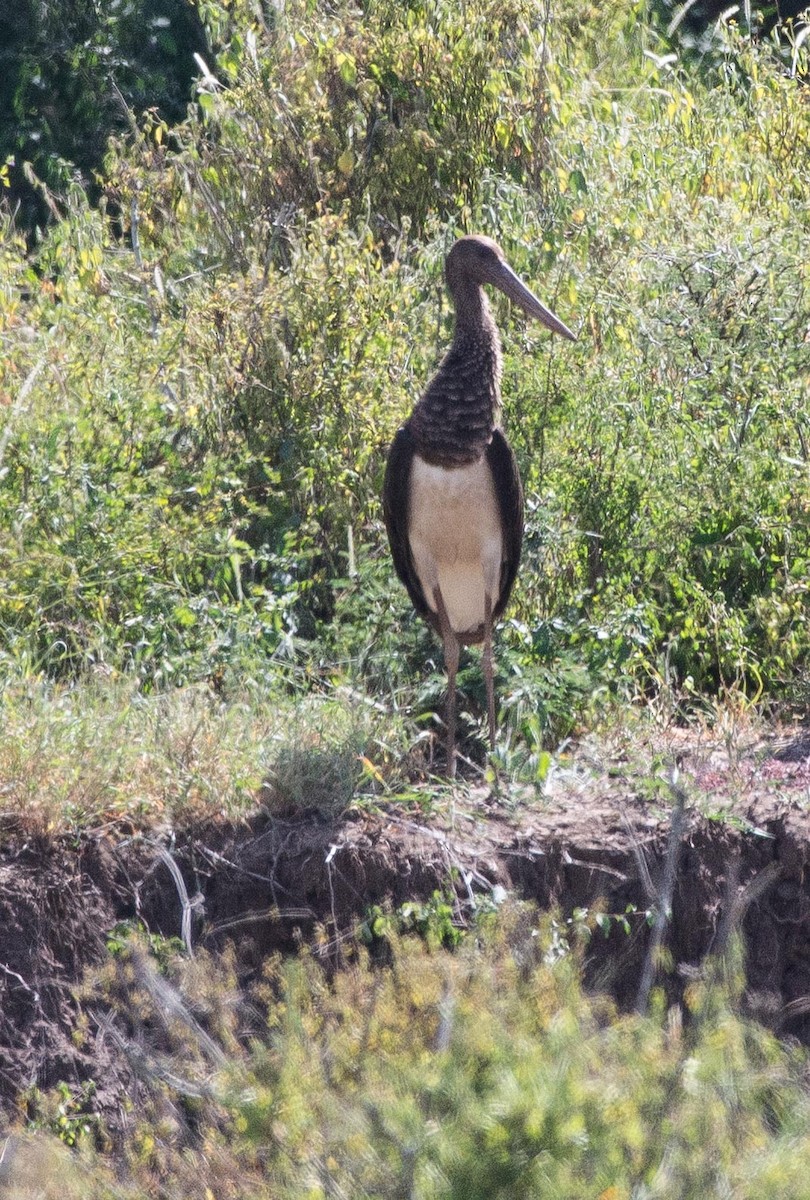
[2, 721, 810, 1123]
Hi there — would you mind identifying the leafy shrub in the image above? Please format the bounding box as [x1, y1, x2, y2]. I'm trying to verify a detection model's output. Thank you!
[156, 0, 563, 259]
[16, 910, 810, 1199]
[0, 0, 809, 758]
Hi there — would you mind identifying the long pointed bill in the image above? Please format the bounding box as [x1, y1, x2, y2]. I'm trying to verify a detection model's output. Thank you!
[493, 261, 577, 341]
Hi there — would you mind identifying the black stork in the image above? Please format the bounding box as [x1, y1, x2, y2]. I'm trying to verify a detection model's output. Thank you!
[383, 235, 576, 777]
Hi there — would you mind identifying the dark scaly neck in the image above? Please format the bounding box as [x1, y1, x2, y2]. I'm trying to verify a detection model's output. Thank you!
[409, 278, 502, 467]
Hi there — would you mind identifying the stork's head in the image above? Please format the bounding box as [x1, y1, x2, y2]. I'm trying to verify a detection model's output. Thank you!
[445, 235, 576, 341]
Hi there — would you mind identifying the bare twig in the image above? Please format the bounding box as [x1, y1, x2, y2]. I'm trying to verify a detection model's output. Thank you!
[0, 1135, 19, 1185]
[150, 843, 202, 957]
[129, 950, 226, 1067]
[621, 810, 657, 902]
[562, 850, 630, 883]
[204, 905, 317, 938]
[385, 816, 499, 891]
[775, 993, 810, 1030]
[194, 842, 281, 885]
[715, 859, 782, 954]
[130, 193, 159, 340]
[635, 770, 687, 1014]
[0, 963, 38, 1001]
[95, 1012, 214, 1098]
[0, 359, 45, 475]
[325, 843, 344, 966]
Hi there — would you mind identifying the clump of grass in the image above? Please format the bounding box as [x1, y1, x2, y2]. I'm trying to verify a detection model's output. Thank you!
[261, 743, 364, 817]
[0, 670, 415, 835]
[0, 1136, 115, 1200]
[0, 674, 265, 833]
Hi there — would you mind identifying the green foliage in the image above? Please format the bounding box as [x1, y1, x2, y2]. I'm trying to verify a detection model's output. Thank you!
[487, 12, 810, 705]
[16, 910, 810, 1198]
[0, 0, 208, 233]
[1, 0, 809, 773]
[5, 9, 810, 1197]
[648, 0, 810, 79]
[164, 0, 560, 258]
[0, 670, 416, 834]
[24, 1080, 105, 1151]
[362, 890, 464, 950]
[106, 919, 185, 966]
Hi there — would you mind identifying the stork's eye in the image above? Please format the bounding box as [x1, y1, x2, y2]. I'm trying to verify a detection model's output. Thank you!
[474, 242, 501, 268]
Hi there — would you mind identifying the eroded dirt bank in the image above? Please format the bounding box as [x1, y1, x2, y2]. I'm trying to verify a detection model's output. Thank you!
[2, 724, 810, 1120]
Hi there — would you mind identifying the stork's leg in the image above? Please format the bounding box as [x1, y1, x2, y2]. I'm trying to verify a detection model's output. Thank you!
[433, 586, 459, 779]
[483, 591, 496, 752]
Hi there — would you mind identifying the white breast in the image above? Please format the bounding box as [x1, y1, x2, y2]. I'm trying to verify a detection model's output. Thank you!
[408, 455, 503, 635]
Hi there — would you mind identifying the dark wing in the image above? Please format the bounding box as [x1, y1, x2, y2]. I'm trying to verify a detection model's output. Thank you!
[382, 423, 434, 623]
[486, 428, 524, 621]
